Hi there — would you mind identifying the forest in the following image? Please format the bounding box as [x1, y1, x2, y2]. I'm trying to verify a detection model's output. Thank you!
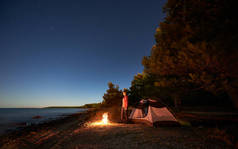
[102, 0, 238, 111]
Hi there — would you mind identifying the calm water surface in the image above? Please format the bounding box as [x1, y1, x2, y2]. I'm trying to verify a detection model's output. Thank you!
[0, 108, 86, 134]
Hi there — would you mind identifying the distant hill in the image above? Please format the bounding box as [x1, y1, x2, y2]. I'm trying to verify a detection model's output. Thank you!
[45, 106, 83, 108]
[45, 103, 101, 109]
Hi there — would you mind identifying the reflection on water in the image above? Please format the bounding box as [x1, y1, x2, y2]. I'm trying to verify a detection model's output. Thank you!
[0, 108, 86, 134]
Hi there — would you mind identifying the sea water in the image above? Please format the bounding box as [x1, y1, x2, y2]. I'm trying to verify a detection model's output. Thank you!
[0, 108, 86, 135]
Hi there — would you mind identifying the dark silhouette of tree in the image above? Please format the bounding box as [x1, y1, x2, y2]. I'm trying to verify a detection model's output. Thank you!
[129, 72, 178, 108]
[131, 0, 238, 108]
[102, 82, 123, 107]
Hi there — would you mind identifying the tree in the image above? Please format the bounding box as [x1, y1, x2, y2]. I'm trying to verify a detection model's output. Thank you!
[141, 0, 238, 107]
[102, 82, 123, 107]
[130, 72, 179, 107]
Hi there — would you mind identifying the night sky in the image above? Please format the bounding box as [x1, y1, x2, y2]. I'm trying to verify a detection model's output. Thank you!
[0, 0, 166, 108]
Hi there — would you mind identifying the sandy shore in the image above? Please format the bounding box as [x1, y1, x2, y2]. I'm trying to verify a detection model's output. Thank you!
[0, 109, 235, 149]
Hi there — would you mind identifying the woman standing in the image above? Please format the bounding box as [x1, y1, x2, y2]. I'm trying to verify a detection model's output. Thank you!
[121, 90, 128, 122]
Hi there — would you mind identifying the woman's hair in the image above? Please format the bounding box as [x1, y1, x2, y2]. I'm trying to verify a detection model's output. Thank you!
[123, 88, 128, 92]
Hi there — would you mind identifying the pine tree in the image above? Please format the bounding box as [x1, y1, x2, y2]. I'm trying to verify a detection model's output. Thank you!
[102, 82, 123, 107]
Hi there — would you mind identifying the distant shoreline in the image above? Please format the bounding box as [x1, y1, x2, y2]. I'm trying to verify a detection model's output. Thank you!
[0, 107, 85, 109]
[44, 106, 85, 108]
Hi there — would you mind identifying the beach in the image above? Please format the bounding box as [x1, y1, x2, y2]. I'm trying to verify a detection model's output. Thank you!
[0, 109, 236, 149]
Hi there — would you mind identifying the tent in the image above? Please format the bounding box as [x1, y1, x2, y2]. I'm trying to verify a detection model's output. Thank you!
[129, 99, 179, 126]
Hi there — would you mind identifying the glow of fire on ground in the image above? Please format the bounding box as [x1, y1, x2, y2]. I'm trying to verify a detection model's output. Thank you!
[88, 113, 120, 127]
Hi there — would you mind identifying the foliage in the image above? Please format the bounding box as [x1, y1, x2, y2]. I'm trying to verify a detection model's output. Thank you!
[129, 73, 173, 106]
[102, 82, 123, 107]
[131, 0, 238, 107]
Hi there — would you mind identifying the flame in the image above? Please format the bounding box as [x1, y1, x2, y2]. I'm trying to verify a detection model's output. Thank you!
[102, 113, 108, 124]
[88, 112, 121, 127]
[90, 112, 110, 126]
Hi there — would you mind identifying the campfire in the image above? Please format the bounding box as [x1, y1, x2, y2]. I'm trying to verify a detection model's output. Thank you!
[102, 113, 109, 124]
[90, 112, 111, 126]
